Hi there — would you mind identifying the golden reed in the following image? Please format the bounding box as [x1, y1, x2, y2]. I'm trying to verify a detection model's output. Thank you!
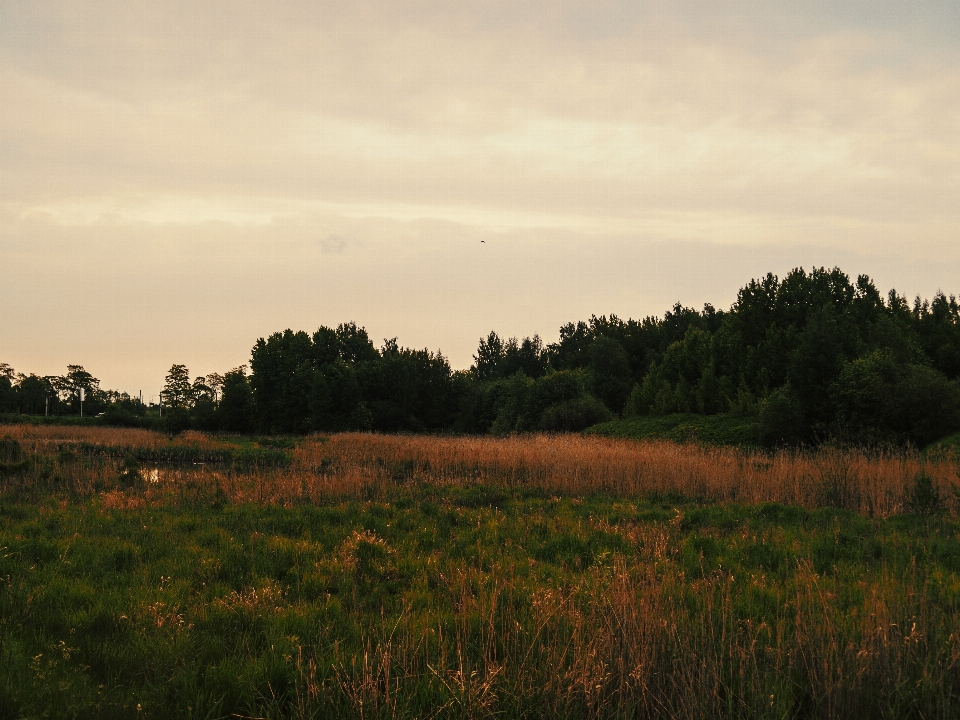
[5, 425, 955, 516]
[290, 433, 958, 517]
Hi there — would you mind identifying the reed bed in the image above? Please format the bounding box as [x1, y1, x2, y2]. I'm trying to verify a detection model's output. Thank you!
[3, 425, 958, 516]
[0, 424, 233, 451]
[291, 433, 957, 517]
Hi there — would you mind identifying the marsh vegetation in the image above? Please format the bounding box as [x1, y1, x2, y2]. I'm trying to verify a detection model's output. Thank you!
[2, 426, 960, 717]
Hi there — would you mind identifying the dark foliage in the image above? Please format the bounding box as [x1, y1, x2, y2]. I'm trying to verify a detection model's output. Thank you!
[5, 267, 959, 447]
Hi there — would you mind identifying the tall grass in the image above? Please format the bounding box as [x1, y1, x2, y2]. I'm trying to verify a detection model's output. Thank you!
[310, 554, 957, 719]
[2, 426, 958, 516]
[293, 433, 957, 517]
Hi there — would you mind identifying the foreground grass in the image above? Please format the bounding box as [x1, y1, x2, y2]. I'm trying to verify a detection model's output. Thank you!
[2, 427, 960, 718]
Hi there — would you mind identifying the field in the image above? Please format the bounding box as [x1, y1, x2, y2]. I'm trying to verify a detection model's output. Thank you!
[2, 426, 960, 718]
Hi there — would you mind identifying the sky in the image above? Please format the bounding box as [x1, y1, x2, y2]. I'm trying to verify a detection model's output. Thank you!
[2, 1, 959, 395]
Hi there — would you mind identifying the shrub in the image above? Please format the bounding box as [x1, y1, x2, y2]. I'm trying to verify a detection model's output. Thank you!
[0, 436, 28, 477]
[538, 395, 613, 432]
[894, 365, 960, 446]
[759, 385, 806, 446]
[908, 469, 945, 516]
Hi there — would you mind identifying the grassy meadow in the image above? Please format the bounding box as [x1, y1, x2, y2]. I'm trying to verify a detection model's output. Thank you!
[2, 426, 960, 718]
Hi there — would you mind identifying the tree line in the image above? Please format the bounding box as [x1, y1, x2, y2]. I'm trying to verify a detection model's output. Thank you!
[4, 267, 960, 446]
[0, 363, 144, 419]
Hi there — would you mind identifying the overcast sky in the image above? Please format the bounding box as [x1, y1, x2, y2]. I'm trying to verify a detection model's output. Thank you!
[2, 1, 959, 394]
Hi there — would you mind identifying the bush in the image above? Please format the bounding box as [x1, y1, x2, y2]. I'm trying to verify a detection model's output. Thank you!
[622, 383, 645, 419]
[894, 365, 960, 446]
[0, 436, 28, 476]
[538, 395, 613, 432]
[830, 350, 900, 444]
[161, 407, 192, 436]
[759, 385, 806, 446]
[830, 351, 960, 446]
[907, 470, 945, 516]
[0, 436, 25, 463]
[99, 405, 149, 428]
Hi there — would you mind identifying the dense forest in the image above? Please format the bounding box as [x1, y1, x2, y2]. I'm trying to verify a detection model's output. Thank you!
[4, 267, 960, 446]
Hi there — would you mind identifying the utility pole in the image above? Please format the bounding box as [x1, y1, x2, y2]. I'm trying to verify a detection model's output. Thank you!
[159, 391, 162, 419]
[80, 387, 84, 418]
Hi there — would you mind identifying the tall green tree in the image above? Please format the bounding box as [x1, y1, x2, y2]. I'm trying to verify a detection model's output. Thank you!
[587, 336, 632, 413]
[251, 330, 323, 433]
[16, 375, 56, 415]
[0, 364, 14, 413]
[55, 365, 100, 413]
[218, 367, 255, 432]
[162, 365, 193, 409]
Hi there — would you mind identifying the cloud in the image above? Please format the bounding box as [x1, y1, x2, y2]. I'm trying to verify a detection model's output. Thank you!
[3, 1, 960, 389]
[318, 234, 354, 254]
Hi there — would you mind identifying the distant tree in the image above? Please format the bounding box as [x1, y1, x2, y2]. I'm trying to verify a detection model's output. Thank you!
[16, 375, 55, 415]
[490, 372, 535, 435]
[53, 365, 100, 414]
[250, 330, 315, 432]
[335, 322, 380, 365]
[829, 349, 901, 443]
[205, 372, 225, 403]
[191, 375, 216, 404]
[547, 321, 593, 371]
[473, 331, 506, 381]
[523, 371, 587, 430]
[312, 326, 341, 366]
[472, 332, 548, 381]
[587, 336, 632, 413]
[190, 375, 218, 430]
[64, 365, 99, 393]
[232, 266, 960, 445]
[162, 365, 193, 409]
[912, 292, 960, 379]
[100, 390, 146, 415]
[361, 340, 457, 431]
[0, 376, 12, 413]
[100, 390, 149, 426]
[0, 363, 14, 412]
[786, 304, 858, 429]
[635, 327, 728, 415]
[218, 367, 255, 432]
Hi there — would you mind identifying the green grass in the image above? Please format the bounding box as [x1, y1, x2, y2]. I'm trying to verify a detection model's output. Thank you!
[2, 482, 960, 718]
[3, 428, 960, 718]
[929, 430, 960, 454]
[0, 413, 104, 427]
[586, 412, 761, 447]
[67, 440, 293, 469]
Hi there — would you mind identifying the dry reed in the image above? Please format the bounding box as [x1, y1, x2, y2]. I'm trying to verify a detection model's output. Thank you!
[3, 425, 958, 517]
[289, 433, 958, 517]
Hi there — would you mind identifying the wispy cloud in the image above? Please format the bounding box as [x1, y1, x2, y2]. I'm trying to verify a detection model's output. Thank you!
[2, 1, 959, 389]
